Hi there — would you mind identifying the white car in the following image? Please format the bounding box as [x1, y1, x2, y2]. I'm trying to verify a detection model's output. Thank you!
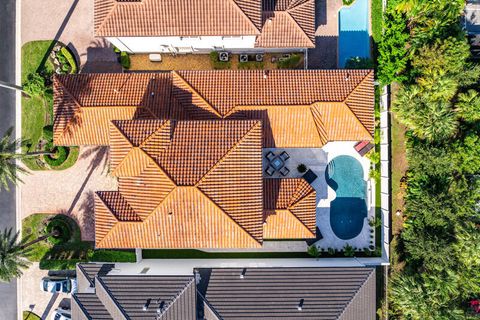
[51, 308, 71, 320]
[40, 277, 78, 294]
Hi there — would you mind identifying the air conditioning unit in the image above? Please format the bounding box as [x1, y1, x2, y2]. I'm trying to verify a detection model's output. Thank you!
[219, 52, 229, 62]
[239, 54, 249, 62]
[255, 54, 264, 62]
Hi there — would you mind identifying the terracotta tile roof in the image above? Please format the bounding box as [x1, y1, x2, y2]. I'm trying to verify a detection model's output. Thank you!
[96, 120, 264, 248]
[94, 0, 261, 37]
[54, 71, 374, 147]
[255, 0, 315, 48]
[263, 178, 316, 239]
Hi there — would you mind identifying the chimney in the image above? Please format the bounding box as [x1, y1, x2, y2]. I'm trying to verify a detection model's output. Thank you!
[297, 299, 304, 311]
[240, 268, 247, 279]
[143, 299, 151, 311]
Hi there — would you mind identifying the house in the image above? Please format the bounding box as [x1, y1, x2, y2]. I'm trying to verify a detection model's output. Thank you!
[94, 0, 316, 53]
[72, 263, 377, 320]
[53, 69, 374, 249]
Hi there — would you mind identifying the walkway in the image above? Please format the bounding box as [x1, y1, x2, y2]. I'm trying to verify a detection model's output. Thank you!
[308, 0, 343, 69]
[20, 146, 117, 241]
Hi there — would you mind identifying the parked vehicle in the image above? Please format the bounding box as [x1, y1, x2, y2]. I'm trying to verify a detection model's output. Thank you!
[40, 277, 77, 294]
[51, 308, 71, 320]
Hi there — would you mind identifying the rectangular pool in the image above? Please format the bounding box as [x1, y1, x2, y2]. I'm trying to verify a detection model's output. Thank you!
[338, 0, 371, 67]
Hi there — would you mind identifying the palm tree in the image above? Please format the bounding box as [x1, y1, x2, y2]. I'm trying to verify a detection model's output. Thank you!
[0, 228, 32, 282]
[0, 128, 55, 191]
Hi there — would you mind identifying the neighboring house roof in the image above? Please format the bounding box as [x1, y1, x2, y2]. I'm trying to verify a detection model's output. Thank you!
[256, 0, 316, 48]
[95, 119, 264, 249]
[93, 0, 315, 48]
[94, 0, 262, 37]
[198, 267, 376, 320]
[263, 178, 316, 239]
[54, 70, 374, 148]
[73, 274, 196, 320]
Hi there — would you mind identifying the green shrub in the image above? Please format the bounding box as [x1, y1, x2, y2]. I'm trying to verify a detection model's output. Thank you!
[327, 247, 335, 255]
[343, 244, 355, 257]
[22, 73, 46, 97]
[238, 61, 264, 70]
[60, 47, 78, 74]
[209, 51, 231, 69]
[45, 217, 72, 245]
[43, 142, 69, 167]
[343, 0, 355, 5]
[23, 311, 41, 320]
[42, 125, 53, 141]
[307, 245, 320, 258]
[91, 249, 137, 262]
[120, 51, 131, 69]
[277, 54, 302, 69]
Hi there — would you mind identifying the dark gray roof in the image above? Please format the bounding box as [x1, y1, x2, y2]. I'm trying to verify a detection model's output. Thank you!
[74, 293, 113, 320]
[198, 267, 376, 320]
[78, 263, 115, 286]
[99, 275, 196, 320]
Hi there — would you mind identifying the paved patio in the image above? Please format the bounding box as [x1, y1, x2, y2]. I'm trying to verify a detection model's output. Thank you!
[308, 0, 344, 69]
[20, 146, 117, 241]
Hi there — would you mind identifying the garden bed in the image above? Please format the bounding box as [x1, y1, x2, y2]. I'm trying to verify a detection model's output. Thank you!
[22, 214, 136, 270]
[21, 40, 79, 171]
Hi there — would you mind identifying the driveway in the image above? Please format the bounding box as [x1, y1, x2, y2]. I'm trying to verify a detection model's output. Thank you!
[21, 0, 115, 68]
[20, 146, 118, 241]
[20, 263, 72, 320]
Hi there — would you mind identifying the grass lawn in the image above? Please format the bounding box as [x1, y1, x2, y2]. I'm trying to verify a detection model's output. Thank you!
[22, 213, 136, 270]
[23, 311, 41, 320]
[21, 41, 79, 171]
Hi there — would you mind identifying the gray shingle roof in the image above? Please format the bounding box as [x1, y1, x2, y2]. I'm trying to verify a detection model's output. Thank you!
[74, 293, 113, 320]
[198, 267, 376, 320]
[78, 263, 115, 286]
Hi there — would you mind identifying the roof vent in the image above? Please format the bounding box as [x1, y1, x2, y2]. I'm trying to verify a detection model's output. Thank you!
[151, 92, 155, 97]
[297, 298, 304, 311]
[240, 268, 247, 279]
[143, 298, 151, 311]
[156, 301, 166, 314]
[263, 70, 269, 79]
[113, 88, 119, 94]
[345, 73, 350, 81]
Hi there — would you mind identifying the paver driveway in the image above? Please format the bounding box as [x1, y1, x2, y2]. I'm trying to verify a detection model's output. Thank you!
[22, 0, 99, 66]
[20, 146, 117, 241]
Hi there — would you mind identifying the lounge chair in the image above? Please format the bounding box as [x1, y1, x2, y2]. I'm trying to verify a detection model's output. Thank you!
[279, 151, 290, 161]
[265, 166, 275, 176]
[265, 151, 276, 161]
[279, 166, 290, 176]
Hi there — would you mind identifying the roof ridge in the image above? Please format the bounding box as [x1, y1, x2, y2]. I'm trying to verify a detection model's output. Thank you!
[158, 277, 195, 318]
[337, 268, 376, 320]
[284, 10, 315, 46]
[287, 180, 315, 208]
[285, 208, 316, 237]
[195, 187, 262, 245]
[195, 120, 261, 185]
[343, 70, 374, 104]
[229, 0, 261, 33]
[95, 276, 129, 319]
[54, 76, 85, 139]
[309, 105, 329, 145]
[138, 120, 171, 148]
[97, 191, 141, 221]
[72, 294, 98, 320]
[330, 92, 374, 139]
[172, 71, 223, 117]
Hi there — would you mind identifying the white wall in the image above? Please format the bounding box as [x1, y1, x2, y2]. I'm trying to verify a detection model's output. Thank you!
[108, 36, 257, 53]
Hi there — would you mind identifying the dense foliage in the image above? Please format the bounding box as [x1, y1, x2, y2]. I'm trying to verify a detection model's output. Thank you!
[381, 0, 480, 318]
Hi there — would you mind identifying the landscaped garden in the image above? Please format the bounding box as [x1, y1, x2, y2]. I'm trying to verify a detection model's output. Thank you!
[21, 40, 79, 171]
[22, 213, 136, 270]
[378, 0, 480, 317]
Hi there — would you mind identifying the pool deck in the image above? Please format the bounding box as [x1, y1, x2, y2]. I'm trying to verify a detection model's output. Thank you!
[314, 142, 375, 251]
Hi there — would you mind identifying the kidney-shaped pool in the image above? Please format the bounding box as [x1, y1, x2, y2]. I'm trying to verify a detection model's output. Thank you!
[325, 155, 367, 240]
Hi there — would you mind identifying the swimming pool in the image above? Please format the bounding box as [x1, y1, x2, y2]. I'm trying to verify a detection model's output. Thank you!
[326, 155, 367, 240]
[338, 0, 371, 67]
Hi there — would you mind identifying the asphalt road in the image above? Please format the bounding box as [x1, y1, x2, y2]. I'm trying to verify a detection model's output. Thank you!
[0, 0, 18, 318]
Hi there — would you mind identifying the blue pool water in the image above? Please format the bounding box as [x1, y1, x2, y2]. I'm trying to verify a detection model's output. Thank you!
[338, 0, 371, 67]
[326, 155, 367, 240]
